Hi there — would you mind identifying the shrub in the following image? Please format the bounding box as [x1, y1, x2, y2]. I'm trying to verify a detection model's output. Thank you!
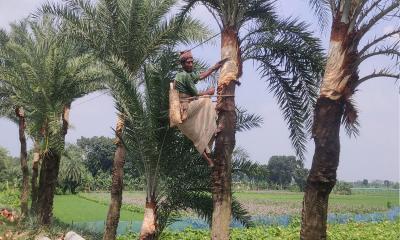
[333, 181, 352, 195]
[0, 189, 20, 210]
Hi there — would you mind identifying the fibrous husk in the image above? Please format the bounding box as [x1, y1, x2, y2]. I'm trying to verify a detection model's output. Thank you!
[169, 82, 182, 127]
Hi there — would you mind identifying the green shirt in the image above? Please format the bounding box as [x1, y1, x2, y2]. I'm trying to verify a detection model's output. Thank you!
[175, 71, 200, 96]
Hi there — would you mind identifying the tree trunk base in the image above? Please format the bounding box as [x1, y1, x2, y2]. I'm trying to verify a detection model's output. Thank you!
[103, 143, 125, 240]
[37, 150, 61, 225]
[300, 97, 344, 240]
[139, 200, 157, 240]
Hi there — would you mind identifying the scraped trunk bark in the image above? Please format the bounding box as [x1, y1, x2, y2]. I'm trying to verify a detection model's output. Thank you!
[103, 114, 126, 240]
[37, 103, 70, 225]
[16, 107, 29, 217]
[301, 16, 359, 239]
[30, 139, 40, 214]
[139, 197, 157, 240]
[211, 27, 241, 240]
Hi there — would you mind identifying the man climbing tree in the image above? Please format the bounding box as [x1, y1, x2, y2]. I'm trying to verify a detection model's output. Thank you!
[174, 50, 225, 167]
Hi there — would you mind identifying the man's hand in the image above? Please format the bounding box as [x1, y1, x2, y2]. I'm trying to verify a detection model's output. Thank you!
[199, 87, 215, 96]
[205, 87, 215, 95]
[199, 58, 230, 80]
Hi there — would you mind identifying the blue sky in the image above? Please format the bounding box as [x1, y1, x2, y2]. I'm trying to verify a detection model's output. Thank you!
[0, 0, 398, 181]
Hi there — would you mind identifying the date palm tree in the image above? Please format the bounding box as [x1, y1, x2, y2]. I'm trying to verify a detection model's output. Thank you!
[0, 22, 38, 218]
[40, 0, 211, 238]
[0, 85, 30, 218]
[0, 17, 106, 224]
[302, 0, 399, 239]
[0, 22, 53, 216]
[180, 1, 325, 238]
[120, 50, 259, 239]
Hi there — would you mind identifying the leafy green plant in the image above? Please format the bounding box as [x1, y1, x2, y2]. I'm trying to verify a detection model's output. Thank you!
[0, 189, 20, 210]
[116, 220, 400, 240]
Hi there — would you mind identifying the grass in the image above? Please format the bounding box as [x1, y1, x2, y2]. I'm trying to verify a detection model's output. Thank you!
[53, 195, 143, 223]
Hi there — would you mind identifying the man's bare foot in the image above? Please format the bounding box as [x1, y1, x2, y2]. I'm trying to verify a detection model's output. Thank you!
[202, 152, 214, 168]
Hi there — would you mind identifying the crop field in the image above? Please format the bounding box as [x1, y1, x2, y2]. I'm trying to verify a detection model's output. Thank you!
[1, 189, 399, 239]
[53, 195, 143, 223]
[74, 190, 399, 219]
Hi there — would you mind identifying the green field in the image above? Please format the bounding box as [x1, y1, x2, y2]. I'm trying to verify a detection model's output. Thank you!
[234, 190, 399, 215]
[54, 190, 399, 223]
[53, 195, 143, 223]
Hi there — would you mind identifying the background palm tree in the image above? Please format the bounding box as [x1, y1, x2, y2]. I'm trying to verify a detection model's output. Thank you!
[302, 0, 399, 239]
[0, 21, 38, 218]
[180, 1, 325, 238]
[0, 85, 29, 218]
[1, 47, 41, 216]
[40, 0, 211, 238]
[58, 144, 87, 194]
[0, 16, 106, 225]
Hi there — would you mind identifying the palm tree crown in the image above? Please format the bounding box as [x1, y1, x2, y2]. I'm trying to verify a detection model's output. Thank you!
[181, 0, 325, 159]
[0, 17, 106, 152]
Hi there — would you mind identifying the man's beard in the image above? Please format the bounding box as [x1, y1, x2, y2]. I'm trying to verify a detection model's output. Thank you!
[184, 67, 193, 73]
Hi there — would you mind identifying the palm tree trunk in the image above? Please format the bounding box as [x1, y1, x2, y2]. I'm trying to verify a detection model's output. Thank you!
[301, 19, 358, 238]
[103, 114, 126, 240]
[30, 139, 41, 214]
[139, 197, 157, 240]
[37, 103, 70, 225]
[300, 97, 344, 240]
[16, 107, 29, 217]
[37, 149, 61, 224]
[211, 27, 240, 240]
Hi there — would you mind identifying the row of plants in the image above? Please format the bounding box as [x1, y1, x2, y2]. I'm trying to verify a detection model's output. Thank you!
[117, 219, 400, 240]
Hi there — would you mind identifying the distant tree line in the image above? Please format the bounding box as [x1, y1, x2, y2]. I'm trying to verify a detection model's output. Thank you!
[1, 142, 311, 194]
[2, 142, 398, 196]
[352, 179, 399, 189]
[232, 153, 309, 191]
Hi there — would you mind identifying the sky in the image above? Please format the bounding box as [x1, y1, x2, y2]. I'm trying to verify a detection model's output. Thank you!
[0, 0, 399, 182]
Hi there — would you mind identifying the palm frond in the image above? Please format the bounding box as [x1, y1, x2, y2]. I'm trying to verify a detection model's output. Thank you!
[307, 0, 334, 31]
[235, 107, 263, 132]
[241, 0, 276, 28]
[242, 17, 325, 160]
[231, 196, 253, 227]
[232, 146, 254, 176]
[342, 97, 360, 137]
[0, 28, 9, 47]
